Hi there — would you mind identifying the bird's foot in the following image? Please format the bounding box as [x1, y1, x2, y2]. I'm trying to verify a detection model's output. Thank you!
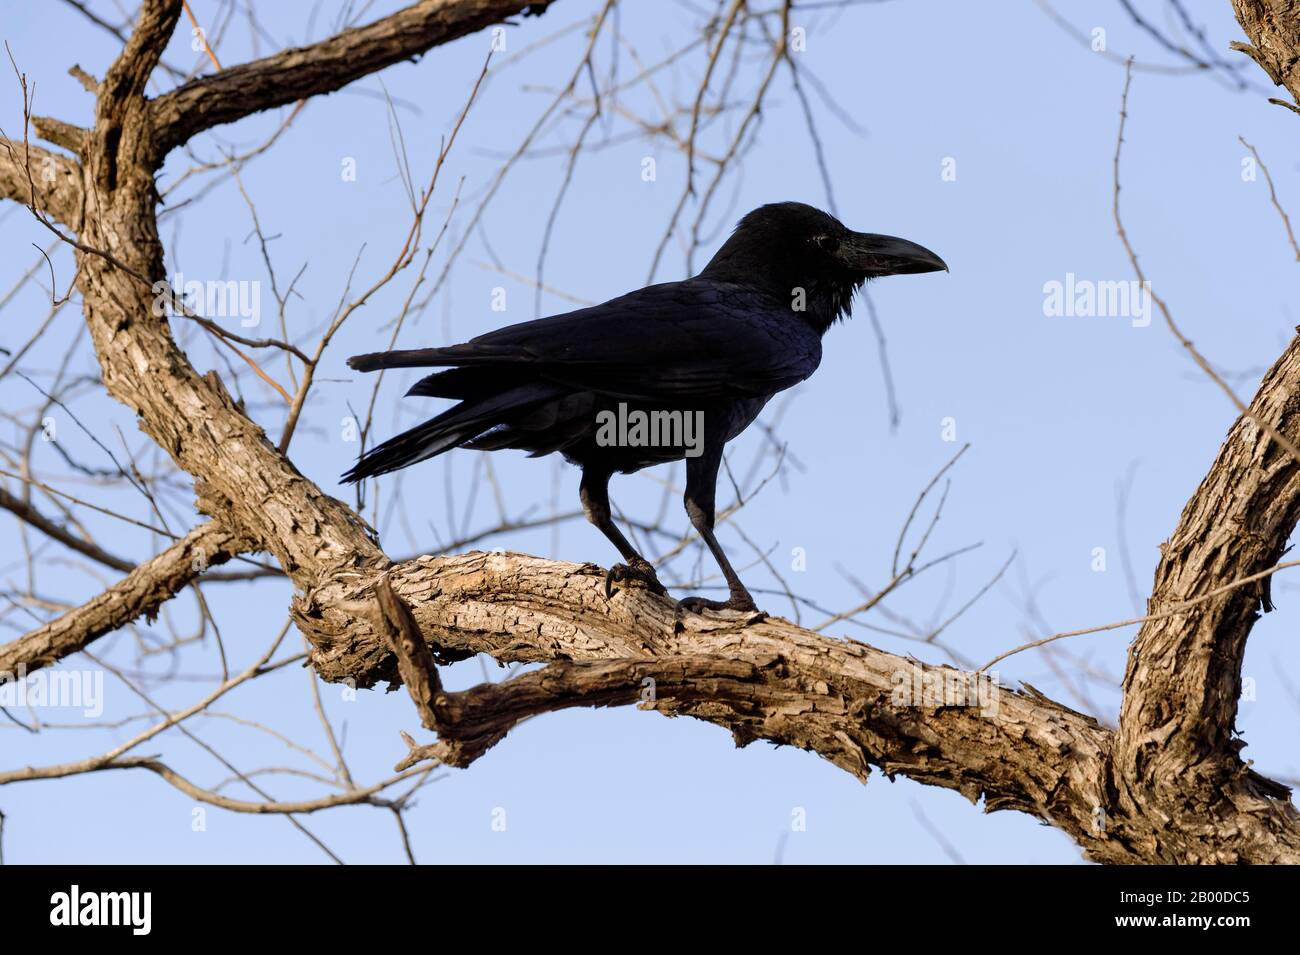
[676, 590, 763, 616]
[604, 558, 667, 599]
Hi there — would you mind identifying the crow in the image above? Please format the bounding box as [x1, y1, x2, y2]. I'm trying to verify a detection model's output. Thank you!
[344, 201, 945, 613]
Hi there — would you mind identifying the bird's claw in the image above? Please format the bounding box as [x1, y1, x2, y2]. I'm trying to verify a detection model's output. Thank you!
[675, 592, 763, 616]
[604, 559, 667, 599]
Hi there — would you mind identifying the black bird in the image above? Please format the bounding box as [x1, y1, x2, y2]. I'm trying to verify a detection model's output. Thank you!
[344, 202, 945, 612]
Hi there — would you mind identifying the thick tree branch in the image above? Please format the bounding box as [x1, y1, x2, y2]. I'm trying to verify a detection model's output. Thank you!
[344, 555, 1119, 852]
[1231, 0, 1300, 112]
[32, 115, 90, 154]
[394, 653, 787, 771]
[4, 0, 1296, 865]
[295, 547, 1300, 864]
[1114, 335, 1300, 860]
[0, 521, 253, 677]
[69, 5, 388, 589]
[0, 137, 83, 230]
[148, 0, 554, 157]
[98, 0, 179, 106]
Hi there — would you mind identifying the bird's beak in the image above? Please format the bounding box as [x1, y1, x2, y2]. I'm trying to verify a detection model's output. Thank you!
[846, 232, 948, 276]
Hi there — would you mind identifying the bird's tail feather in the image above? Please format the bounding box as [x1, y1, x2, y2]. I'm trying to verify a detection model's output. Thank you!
[340, 417, 474, 482]
[348, 345, 531, 373]
[347, 348, 465, 373]
[405, 365, 524, 400]
[340, 383, 562, 483]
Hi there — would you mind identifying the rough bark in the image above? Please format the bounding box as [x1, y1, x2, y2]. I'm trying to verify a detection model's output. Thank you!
[1113, 337, 1300, 861]
[0, 522, 252, 676]
[0, 137, 83, 229]
[1, 0, 1299, 863]
[1232, 0, 1300, 111]
[148, 0, 555, 156]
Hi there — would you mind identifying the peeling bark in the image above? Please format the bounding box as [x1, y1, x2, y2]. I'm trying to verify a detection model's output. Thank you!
[0, 137, 83, 229]
[1114, 337, 1300, 861]
[1232, 0, 1300, 110]
[1, 0, 1298, 863]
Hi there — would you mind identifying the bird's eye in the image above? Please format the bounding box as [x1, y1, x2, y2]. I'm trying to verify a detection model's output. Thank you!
[812, 234, 839, 253]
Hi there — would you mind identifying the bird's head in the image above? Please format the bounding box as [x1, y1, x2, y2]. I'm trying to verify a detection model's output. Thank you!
[701, 201, 946, 330]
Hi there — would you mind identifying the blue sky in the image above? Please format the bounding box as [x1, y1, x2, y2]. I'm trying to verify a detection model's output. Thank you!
[1, 0, 1296, 864]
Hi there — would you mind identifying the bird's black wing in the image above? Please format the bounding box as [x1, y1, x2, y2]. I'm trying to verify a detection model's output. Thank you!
[349, 279, 822, 402]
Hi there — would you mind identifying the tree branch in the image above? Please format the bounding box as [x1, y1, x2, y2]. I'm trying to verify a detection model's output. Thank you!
[1231, 0, 1300, 113]
[1114, 334, 1300, 860]
[0, 483, 138, 574]
[0, 137, 83, 229]
[148, 0, 555, 157]
[0, 521, 254, 677]
[300, 549, 1300, 863]
[6, 0, 1296, 865]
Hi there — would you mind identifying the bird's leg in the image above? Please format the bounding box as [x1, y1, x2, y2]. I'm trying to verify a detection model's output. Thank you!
[579, 468, 666, 598]
[677, 448, 760, 614]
